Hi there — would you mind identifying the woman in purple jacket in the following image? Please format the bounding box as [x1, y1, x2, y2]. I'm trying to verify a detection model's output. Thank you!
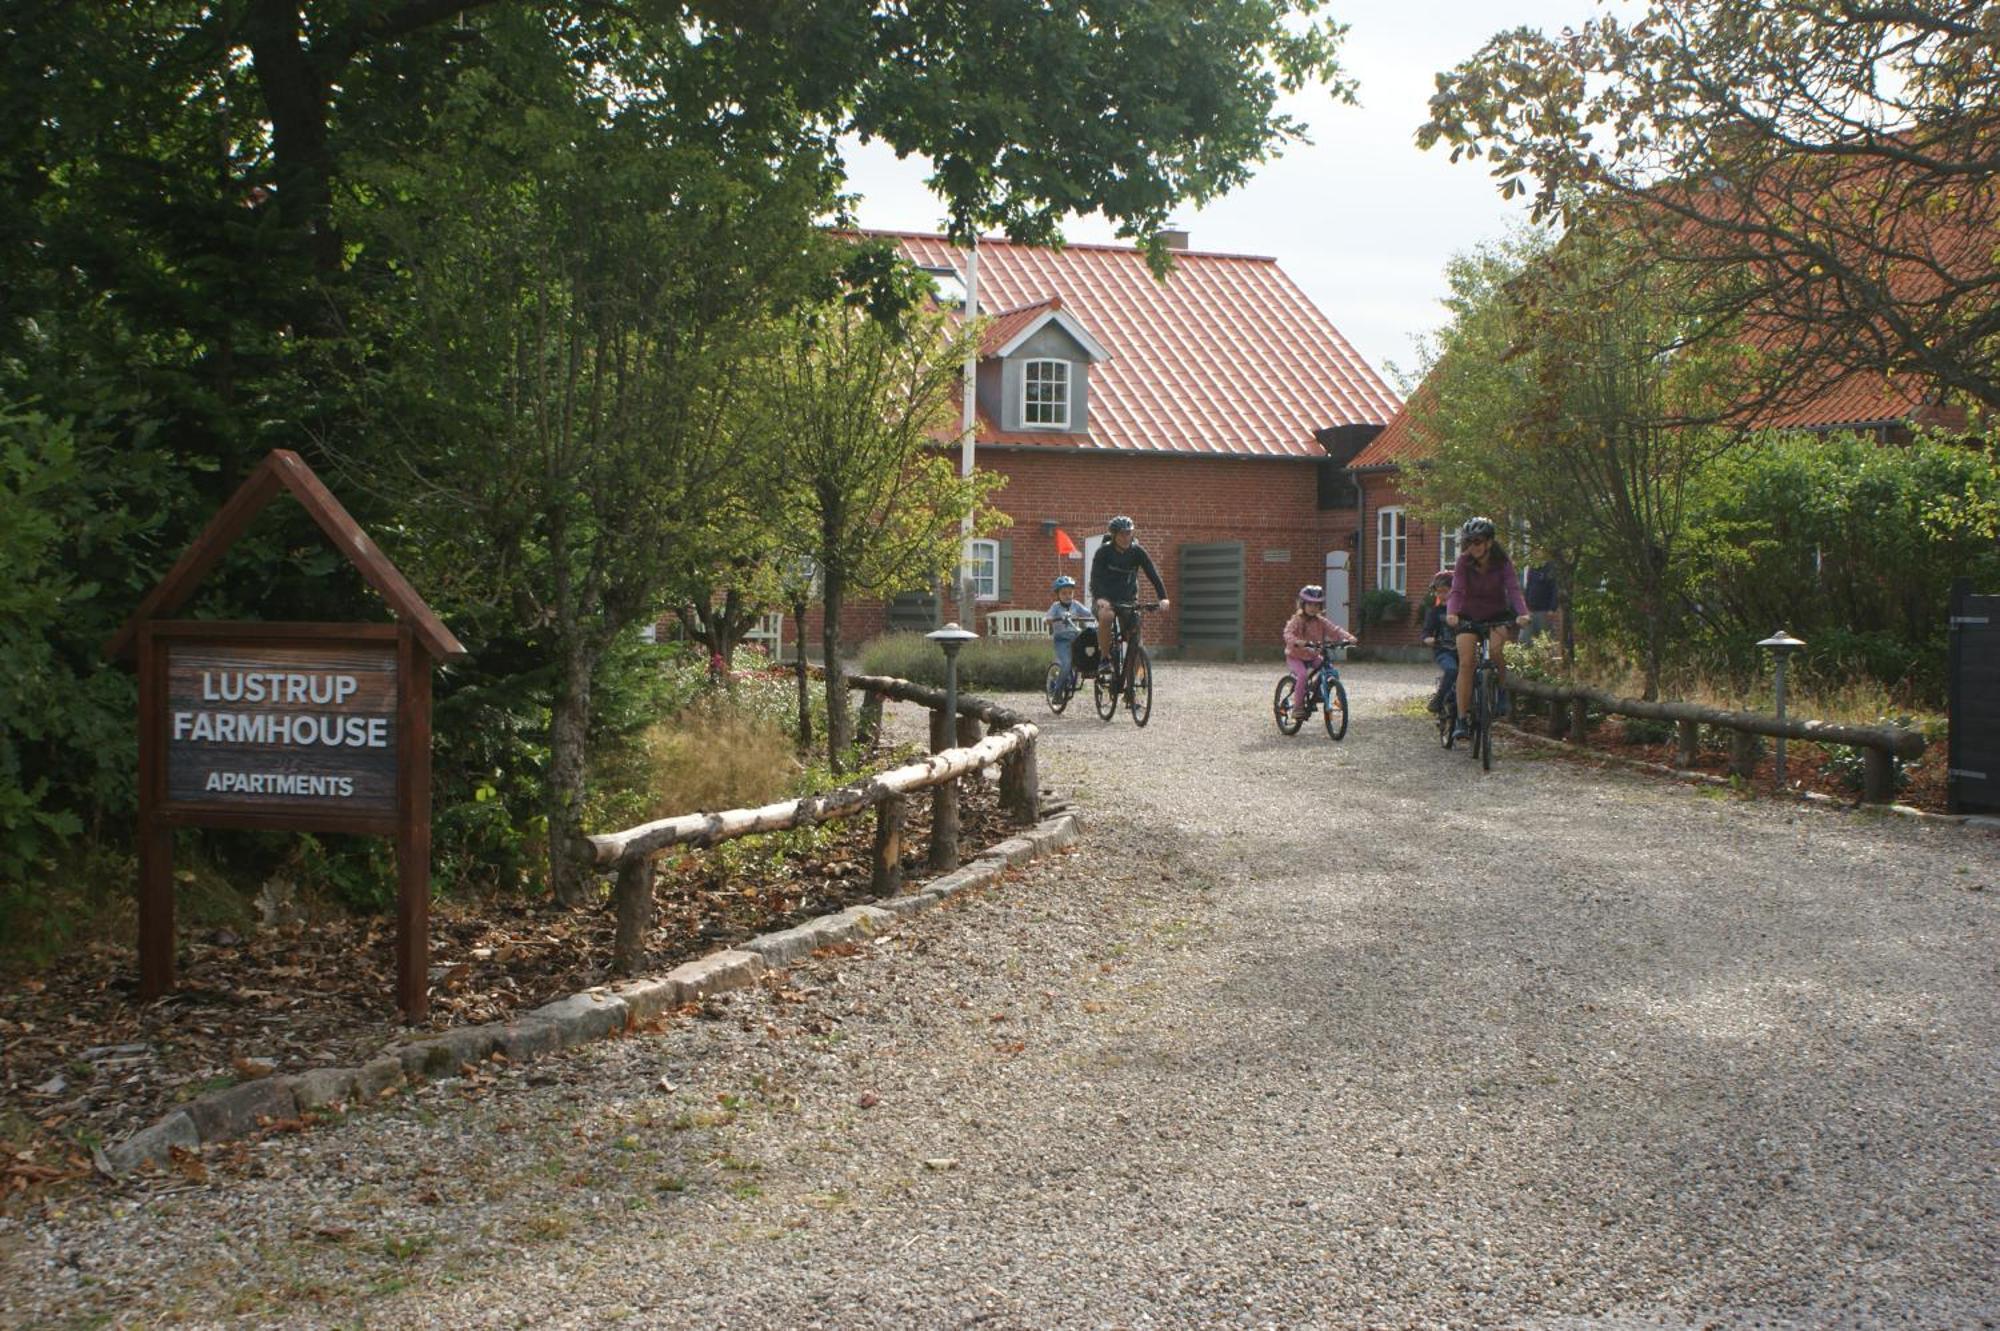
[1444, 516, 1530, 741]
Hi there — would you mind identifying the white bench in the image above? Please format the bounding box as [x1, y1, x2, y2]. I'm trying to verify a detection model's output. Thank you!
[742, 611, 784, 653]
[984, 609, 1048, 641]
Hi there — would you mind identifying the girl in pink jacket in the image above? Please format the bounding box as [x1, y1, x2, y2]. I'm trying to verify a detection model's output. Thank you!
[1282, 584, 1357, 718]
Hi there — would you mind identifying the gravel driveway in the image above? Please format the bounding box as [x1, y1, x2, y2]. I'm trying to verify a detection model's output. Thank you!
[5, 660, 1997, 1330]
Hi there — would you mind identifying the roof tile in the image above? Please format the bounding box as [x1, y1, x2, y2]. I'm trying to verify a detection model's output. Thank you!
[881, 231, 1400, 458]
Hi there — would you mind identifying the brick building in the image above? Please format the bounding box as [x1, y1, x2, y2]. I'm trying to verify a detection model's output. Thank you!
[818, 231, 1401, 658]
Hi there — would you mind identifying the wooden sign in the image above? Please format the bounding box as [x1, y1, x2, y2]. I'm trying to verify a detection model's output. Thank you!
[109, 452, 464, 1020]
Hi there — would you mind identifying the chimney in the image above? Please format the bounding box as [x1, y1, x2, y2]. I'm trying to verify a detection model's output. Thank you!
[1159, 226, 1190, 251]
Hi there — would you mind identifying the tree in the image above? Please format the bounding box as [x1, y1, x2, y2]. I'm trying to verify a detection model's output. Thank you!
[753, 296, 1003, 771]
[1399, 232, 1591, 666]
[1419, 1, 2000, 413]
[1407, 227, 1742, 696]
[342, 40, 838, 905]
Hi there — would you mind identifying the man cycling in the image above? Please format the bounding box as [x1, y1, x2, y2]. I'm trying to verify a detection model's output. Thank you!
[1089, 515, 1170, 696]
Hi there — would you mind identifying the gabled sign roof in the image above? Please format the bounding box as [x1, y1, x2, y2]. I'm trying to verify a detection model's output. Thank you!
[105, 449, 467, 662]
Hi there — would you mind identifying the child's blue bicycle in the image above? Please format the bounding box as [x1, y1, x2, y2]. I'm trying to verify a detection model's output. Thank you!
[1273, 641, 1349, 740]
[1043, 613, 1095, 715]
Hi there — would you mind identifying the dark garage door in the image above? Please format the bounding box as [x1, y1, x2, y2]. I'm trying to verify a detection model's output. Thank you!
[1179, 541, 1245, 661]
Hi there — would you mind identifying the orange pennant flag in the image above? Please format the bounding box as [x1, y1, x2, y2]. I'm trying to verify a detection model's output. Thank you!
[1054, 528, 1079, 558]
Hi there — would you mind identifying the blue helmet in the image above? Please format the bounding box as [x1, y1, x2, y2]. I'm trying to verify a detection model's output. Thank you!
[1053, 575, 1077, 592]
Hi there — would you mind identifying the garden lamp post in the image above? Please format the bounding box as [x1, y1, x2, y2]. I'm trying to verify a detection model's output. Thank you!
[925, 623, 978, 752]
[1758, 628, 1806, 792]
[924, 623, 978, 871]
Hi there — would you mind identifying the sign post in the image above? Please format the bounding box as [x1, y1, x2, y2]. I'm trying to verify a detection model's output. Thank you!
[109, 451, 465, 1021]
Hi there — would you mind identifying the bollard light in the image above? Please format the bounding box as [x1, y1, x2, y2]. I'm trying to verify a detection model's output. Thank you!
[1757, 628, 1807, 792]
[925, 623, 979, 750]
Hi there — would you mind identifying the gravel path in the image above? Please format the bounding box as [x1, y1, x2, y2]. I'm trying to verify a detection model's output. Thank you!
[5, 661, 1997, 1330]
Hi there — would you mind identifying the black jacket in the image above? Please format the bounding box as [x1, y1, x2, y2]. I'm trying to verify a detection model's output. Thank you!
[1090, 540, 1166, 606]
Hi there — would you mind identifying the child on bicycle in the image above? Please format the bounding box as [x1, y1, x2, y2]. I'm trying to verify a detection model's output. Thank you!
[1046, 575, 1093, 690]
[1417, 571, 1457, 716]
[1282, 584, 1356, 720]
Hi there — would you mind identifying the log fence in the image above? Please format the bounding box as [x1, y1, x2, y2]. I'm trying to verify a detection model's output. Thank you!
[1507, 677, 1925, 804]
[587, 673, 1040, 974]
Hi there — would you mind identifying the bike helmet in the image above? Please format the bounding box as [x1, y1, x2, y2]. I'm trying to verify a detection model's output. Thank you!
[1298, 584, 1326, 604]
[1107, 515, 1135, 533]
[1429, 570, 1454, 590]
[1459, 515, 1497, 543]
[1052, 575, 1077, 592]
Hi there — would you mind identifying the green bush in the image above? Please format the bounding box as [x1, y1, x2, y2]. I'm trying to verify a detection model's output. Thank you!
[857, 632, 1054, 692]
[1358, 588, 1409, 628]
[1622, 716, 1676, 745]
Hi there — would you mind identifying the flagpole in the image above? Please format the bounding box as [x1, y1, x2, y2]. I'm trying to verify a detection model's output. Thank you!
[956, 235, 978, 627]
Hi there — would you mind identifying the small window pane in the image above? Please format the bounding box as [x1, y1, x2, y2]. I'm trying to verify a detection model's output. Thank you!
[967, 539, 999, 601]
[1023, 360, 1070, 428]
[1377, 507, 1407, 594]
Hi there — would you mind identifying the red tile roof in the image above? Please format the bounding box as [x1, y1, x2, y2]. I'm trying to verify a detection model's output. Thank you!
[1349, 380, 1436, 469]
[881, 232, 1400, 458]
[977, 298, 1065, 358]
[1354, 350, 1956, 476]
[1755, 368, 1936, 431]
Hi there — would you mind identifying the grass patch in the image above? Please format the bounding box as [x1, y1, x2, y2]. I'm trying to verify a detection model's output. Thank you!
[856, 632, 1053, 692]
[589, 696, 800, 830]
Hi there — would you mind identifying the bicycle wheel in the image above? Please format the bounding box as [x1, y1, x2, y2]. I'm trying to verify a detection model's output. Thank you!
[1478, 666, 1497, 771]
[1322, 674, 1348, 740]
[1094, 651, 1118, 721]
[1273, 676, 1303, 735]
[1126, 647, 1153, 727]
[1044, 662, 1070, 715]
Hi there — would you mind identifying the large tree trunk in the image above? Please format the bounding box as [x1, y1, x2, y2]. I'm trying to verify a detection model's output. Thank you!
[822, 561, 850, 774]
[792, 594, 813, 753]
[546, 635, 599, 907]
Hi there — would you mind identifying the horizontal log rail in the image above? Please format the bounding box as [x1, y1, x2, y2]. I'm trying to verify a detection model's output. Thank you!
[588, 673, 1042, 975]
[842, 672, 1027, 728]
[587, 723, 1034, 867]
[1508, 677, 1925, 803]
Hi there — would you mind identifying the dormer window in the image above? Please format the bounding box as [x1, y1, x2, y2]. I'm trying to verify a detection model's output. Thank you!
[1023, 359, 1071, 428]
[920, 265, 966, 309]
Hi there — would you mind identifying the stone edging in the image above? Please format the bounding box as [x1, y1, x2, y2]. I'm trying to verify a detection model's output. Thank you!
[1497, 722, 1995, 829]
[95, 810, 1084, 1177]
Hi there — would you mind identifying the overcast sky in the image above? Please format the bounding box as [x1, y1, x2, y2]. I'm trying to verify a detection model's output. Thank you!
[838, 0, 1626, 392]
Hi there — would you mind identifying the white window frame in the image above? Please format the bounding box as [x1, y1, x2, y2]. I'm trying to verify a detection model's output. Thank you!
[966, 538, 1000, 602]
[1440, 528, 1460, 572]
[1021, 359, 1071, 429]
[1377, 506, 1407, 594]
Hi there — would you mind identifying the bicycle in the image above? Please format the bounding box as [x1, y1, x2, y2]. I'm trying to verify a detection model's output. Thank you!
[1093, 603, 1156, 727]
[1273, 641, 1349, 740]
[1043, 613, 1095, 715]
[1440, 618, 1513, 771]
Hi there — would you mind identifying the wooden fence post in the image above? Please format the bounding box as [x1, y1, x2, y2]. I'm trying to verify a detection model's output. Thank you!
[1729, 730, 1759, 780]
[1000, 737, 1039, 824]
[872, 793, 906, 894]
[1569, 697, 1589, 743]
[929, 707, 959, 870]
[613, 856, 656, 977]
[856, 689, 883, 751]
[1676, 720, 1700, 770]
[956, 713, 983, 747]
[1862, 747, 1895, 804]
